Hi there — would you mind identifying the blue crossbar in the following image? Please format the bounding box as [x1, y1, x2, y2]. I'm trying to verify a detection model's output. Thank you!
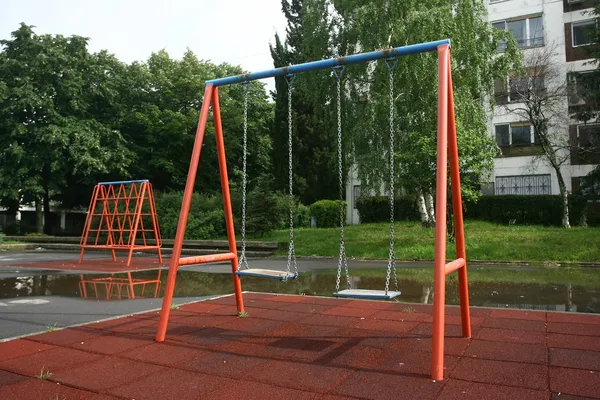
[206, 39, 451, 87]
[97, 180, 149, 186]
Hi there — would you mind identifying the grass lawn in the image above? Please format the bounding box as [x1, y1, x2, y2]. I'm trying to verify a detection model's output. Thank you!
[254, 220, 600, 263]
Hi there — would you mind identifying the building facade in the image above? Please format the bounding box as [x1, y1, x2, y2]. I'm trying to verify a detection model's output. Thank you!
[345, 0, 599, 225]
[487, 0, 598, 197]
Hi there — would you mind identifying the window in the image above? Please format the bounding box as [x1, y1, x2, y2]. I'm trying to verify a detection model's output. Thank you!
[574, 124, 600, 165]
[493, 16, 544, 51]
[353, 185, 361, 209]
[495, 73, 545, 104]
[572, 20, 595, 47]
[495, 123, 535, 147]
[495, 174, 551, 195]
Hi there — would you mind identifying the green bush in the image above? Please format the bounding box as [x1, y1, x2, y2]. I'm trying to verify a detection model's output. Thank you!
[310, 200, 346, 228]
[464, 195, 589, 226]
[273, 193, 310, 229]
[356, 196, 420, 223]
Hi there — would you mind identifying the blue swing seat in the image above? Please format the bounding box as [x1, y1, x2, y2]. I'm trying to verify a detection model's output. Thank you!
[235, 268, 297, 280]
[333, 289, 401, 300]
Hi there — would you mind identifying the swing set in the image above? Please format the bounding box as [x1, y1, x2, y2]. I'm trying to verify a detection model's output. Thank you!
[155, 39, 471, 381]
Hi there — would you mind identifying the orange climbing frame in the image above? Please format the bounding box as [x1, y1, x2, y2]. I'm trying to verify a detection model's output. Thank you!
[79, 180, 163, 267]
[155, 42, 470, 381]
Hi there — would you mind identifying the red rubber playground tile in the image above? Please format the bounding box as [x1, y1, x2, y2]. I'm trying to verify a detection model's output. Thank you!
[550, 366, 600, 399]
[546, 312, 600, 325]
[3, 293, 600, 400]
[0, 339, 55, 362]
[0, 378, 94, 400]
[436, 379, 549, 400]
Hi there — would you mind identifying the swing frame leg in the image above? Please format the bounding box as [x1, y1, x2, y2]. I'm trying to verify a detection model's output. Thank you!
[155, 85, 245, 343]
[431, 44, 471, 382]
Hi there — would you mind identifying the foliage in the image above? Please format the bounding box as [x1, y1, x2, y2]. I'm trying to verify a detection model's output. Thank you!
[245, 178, 279, 237]
[465, 195, 589, 226]
[270, 0, 339, 205]
[309, 200, 346, 228]
[0, 24, 131, 232]
[356, 196, 420, 223]
[328, 0, 520, 203]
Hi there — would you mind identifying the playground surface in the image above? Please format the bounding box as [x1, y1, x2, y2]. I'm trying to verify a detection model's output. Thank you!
[1, 293, 599, 400]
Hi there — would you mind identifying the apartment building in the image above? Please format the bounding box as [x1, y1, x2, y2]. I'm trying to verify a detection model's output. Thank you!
[345, 0, 599, 225]
[487, 0, 598, 196]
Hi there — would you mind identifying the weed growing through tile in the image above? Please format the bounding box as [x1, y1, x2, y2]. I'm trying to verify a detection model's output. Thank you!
[35, 367, 53, 380]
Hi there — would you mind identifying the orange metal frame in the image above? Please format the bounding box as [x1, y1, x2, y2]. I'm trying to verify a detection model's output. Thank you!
[79, 180, 163, 267]
[155, 44, 470, 381]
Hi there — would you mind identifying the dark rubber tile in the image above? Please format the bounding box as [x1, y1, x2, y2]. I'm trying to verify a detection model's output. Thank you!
[476, 327, 546, 345]
[465, 340, 547, 364]
[344, 300, 394, 310]
[0, 378, 93, 400]
[372, 310, 430, 322]
[53, 356, 164, 391]
[318, 343, 386, 369]
[84, 395, 124, 400]
[0, 370, 29, 386]
[179, 301, 229, 314]
[184, 351, 271, 378]
[375, 349, 459, 377]
[336, 327, 403, 350]
[0, 339, 55, 362]
[548, 322, 600, 336]
[548, 333, 600, 352]
[437, 379, 549, 400]
[451, 358, 548, 390]
[0, 346, 103, 376]
[108, 369, 235, 400]
[333, 371, 442, 400]
[70, 333, 152, 355]
[238, 299, 289, 310]
[254, 309, 310, 322]
[175, 314, 233, 329]
[550, 367, 600, 398]
[84, 316, 157, 333]
[278, 302, 334, 314]
[215, 316, 284, 333]
[28, 327, 113, 346]
[550, 393, 599, 400]
[423, 314, 486, 327]
[481, 317, 546, 332]
[252, 359, 353, 393]
[395, 335, 471, 356]
[322, 305, 381, 318]
[202, 380, 321, 400]
[351, 318, 420, 334]
[547, 313, 600, 325]
[119, 339, 210, 367]
[488, 309, 547, 321]
[550, 348, 600, 371]
[207, 305, 269, 318]
[299, 313, 359, 327]
[173, 327, 247, 347]
[124, 321, 202, 338]
[409, 322, 475, 338]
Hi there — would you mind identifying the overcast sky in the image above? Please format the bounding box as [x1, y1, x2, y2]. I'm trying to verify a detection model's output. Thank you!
[0, 0, 288, 92]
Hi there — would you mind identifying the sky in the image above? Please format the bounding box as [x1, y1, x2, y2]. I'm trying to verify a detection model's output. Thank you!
[0, 0, 288, 92]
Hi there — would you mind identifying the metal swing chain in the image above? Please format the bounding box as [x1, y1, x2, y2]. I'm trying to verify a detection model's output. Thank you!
[333, 67, 350, 293]
[285, 74, 298, 279]
[385, 58, 399, 294]
[239, 82, 251, 270]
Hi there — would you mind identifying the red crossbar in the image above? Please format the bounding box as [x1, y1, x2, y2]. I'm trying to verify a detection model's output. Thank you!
[178, 252, 236, 266]
[444, 258, 466, 275]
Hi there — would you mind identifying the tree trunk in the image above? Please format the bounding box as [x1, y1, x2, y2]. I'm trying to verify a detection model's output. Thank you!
[43, 165, 52, 235]
[35, 198, 43, 234]
[416, 190, 429, 227]
[425, 192, 436, 225]
[556, 171, 571, 228]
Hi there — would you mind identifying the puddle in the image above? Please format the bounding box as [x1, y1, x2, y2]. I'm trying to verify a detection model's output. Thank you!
[0, 269, 598, 314]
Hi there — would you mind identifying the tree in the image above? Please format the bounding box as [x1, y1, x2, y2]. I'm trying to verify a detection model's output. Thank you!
[117, 51, 273, 194]
[270, 0, 339, 205]
[0, 24, 130, 233]
[504, 43, 572, 227]
[327, 0, 520, 225]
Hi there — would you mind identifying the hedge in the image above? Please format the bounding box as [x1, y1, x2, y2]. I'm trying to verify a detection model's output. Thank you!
[356, 194, 595, 226]
[310, 200, 346, 228]
[356, 196, 420, 223]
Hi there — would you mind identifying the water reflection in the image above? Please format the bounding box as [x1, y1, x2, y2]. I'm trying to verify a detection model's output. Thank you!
[0, 271, 598, 314]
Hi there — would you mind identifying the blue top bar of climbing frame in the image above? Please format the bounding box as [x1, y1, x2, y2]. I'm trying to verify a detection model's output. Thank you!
[205, 39, 450, 87]
[97, 180, 149, 186]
